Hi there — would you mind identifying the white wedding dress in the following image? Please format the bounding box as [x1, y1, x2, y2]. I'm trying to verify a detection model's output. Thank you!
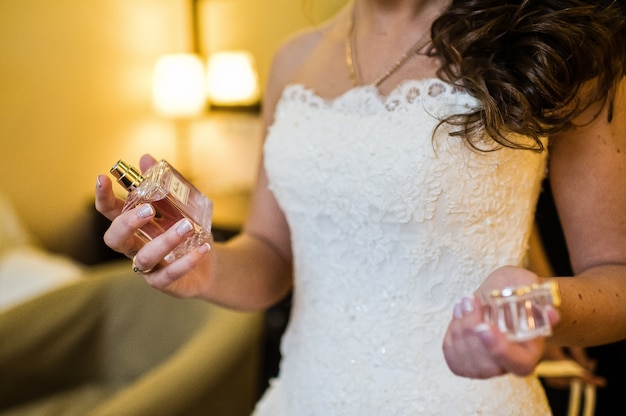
[255, 79, 552, 415]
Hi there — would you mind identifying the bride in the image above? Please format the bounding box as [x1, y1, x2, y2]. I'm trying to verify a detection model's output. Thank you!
[96, 0, 626, 414]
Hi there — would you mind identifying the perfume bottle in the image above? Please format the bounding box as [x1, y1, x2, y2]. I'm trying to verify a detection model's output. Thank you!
[110, 159, 213, 263]
[481, 282, 561, 342]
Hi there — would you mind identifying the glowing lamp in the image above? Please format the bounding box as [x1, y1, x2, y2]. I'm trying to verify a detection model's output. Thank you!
[206, 51, 260, 107]
[152, 53, 206, 117]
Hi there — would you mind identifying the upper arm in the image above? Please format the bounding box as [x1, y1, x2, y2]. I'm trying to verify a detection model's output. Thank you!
[548, 79, 626, 274]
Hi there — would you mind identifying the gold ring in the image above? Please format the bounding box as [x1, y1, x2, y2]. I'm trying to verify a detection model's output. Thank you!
[132, 256, 155, 274]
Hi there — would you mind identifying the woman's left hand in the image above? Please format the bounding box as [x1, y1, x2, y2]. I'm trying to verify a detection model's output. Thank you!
[442, 266, 560, 379]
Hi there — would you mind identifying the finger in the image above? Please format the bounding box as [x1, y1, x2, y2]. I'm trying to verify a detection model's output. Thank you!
[132, 218, 197, 274]
[468, 323, 509, 378]
[444, 329, 504, 378]
[444, 297, 505, 378]
[95, 174, 126, 220]
[143, 242, 211, 294]
[103, 204, 156, 255]
[481, 331, 545, 376]
[139, 154, 158, 173]
[546, 305, 561, 327]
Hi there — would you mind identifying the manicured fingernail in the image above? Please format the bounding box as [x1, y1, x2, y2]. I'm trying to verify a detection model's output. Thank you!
[453, 302, 463, 319]
[474, 323, 491, 332]
[461, 296, 474, 313]
[176, 219, 193, 236]
[137, 204, 154, 218]
[197, 242, 211, 254]
[474, 323, 495, 345]
[96, 176, 102, 188]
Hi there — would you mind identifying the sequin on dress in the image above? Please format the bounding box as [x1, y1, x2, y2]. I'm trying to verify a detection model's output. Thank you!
[254, 79, 552, 415]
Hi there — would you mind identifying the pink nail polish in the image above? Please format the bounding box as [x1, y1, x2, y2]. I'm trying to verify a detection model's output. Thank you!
[197, 242, 211, 254]
[474, 323, 495, 345]
[453, 303, 463, 319]
[461, 296, 474, 314]
[137, 204, 155, 219]
[176, 219, 193, 236]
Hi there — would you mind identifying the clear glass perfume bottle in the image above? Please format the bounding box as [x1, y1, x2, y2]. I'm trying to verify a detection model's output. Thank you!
[481, 281, 561, 342]
[110, 159, 213, 263]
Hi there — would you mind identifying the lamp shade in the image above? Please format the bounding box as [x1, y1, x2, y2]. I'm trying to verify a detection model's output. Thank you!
[152, 53, 206, 117]
[206, 51, 260, 106]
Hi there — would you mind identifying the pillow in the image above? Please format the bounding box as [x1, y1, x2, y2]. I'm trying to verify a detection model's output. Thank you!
[0, 191, 33, 253]
[0, 246, 84, 312]
[0, 191, 83, 312]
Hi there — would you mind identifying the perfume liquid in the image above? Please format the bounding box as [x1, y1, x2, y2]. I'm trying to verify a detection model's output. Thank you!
[111, 159, 213, 262]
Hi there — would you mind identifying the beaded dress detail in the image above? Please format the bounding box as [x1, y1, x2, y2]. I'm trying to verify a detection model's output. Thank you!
[255, 79, 552, 415]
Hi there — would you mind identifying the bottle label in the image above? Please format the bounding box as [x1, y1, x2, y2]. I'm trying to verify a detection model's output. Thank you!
[168, 175, 190, 205]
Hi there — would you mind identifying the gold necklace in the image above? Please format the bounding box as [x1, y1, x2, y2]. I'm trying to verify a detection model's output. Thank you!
[345, 10, 431, 88]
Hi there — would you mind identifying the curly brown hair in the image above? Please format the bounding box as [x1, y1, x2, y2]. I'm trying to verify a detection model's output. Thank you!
[430, 0, 626, 151]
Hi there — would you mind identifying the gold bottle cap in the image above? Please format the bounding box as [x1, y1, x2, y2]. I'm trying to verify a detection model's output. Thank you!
[110, 160, 144, 191]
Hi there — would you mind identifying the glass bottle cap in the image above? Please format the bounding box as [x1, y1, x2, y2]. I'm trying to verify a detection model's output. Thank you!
[488, 281, 561, 307]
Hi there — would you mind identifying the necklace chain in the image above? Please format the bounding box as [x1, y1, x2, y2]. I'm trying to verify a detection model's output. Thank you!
[345, 10, 431, 88]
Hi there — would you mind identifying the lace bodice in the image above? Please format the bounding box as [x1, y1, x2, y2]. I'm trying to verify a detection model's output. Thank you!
[255, 79, 551, 415]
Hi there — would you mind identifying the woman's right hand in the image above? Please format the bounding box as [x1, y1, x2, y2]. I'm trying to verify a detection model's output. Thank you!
[94, 154, 214, 299]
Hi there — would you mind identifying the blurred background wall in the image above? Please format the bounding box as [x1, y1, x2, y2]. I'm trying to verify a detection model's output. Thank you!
[0, 0, 345, 256]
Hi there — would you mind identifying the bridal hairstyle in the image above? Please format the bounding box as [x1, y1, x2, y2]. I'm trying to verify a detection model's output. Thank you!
[430, 0, 626, 151]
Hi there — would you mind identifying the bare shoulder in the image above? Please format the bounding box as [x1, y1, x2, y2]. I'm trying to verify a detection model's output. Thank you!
[271, 29, 326, 82]
[263, 9, 348, 115]
[260, 29, 321, 125]
[272, 6, 347, 86]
